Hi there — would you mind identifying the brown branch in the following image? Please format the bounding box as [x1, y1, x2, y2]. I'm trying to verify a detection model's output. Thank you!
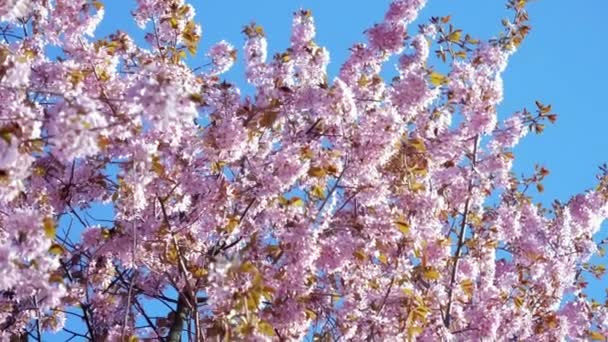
[158, 196, 198, 341]
[239, 198, 255, 223]
[133, 298, 165, 341]
[316, 161, 349, 221]
[121, 223, 138, 340]
[167, 294, 191, 342]
[81, 303, 95, 341]
[444, 135, 478, 328]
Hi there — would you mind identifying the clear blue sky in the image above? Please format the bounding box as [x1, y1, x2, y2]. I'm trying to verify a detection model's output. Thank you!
[51, 0, 608, 339]
[167, 0, 608, 297]
[95, 1, 608, 201]
[94, 0, 608, 202]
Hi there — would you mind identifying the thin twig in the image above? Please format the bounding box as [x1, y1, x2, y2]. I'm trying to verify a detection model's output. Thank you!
[316, 161, 349, 221]
[444, 135, 479, 328]
[121, 223, 138, 340]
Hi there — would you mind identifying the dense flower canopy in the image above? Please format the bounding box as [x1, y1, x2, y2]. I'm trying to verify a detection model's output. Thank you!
[1, 0, 607, 341]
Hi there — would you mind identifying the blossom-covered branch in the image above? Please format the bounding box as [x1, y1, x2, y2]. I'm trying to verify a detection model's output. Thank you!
[0, 0, 607, 341]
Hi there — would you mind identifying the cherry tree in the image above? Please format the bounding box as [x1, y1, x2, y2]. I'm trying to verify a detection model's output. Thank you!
[1, 0, 607, 341]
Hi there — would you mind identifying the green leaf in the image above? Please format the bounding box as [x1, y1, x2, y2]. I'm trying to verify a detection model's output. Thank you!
[353, 249, 366, 262]
[422, 267, 440, 281]
[49, 243, 65, 255]
[447, 30, 462, 43]
[169, 17, 179, 29]
[258, 320, 275, 336]
[311, 185, 325, 199]
[429, 72, 447, 86]
[43, 217, 56, 239]
[288, 197, 304, 207]
[308, 166, 326, 178]
[394, 220, 409, 234]
[460, 279, 474, 297]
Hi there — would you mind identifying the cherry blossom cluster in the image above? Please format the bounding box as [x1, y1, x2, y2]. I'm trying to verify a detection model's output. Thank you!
[0, 0, 607, 341]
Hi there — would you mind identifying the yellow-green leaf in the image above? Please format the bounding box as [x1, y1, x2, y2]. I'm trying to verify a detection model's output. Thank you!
[101, 228, 113, 239]
[211, 161, 226, 174]
[353, 249, 366, 262]
[466, 36, 480, 44]
[408, 138, 426, 152]
[239, 261, 257, 274]
[412, 301, 430, 322]
[178, 5, 190, 16]
[412, 166, 428, 177]
[394, 220, 410, 234]
[429, 71, 447, 86]
[191, 266, 208, 278]
[49, 243, 65, 255]
[308, 166, 326, 178]
[169, 17, 179, 29]
[455, 50, 467, 59]
[288, 197, 304, 207]
[69, 70, 85, 86]
[447, 30, 462, 43]
[166, 245, 179, 264]
[151, 155, 165, 176]
[225, 216, 239, 233]
[43, 217, 56, 239]
[407, 326, 424, 339]
[246, 292, 260, 310]
[460, 279, 474, 297]
[0, 129, 12, 144]
[357, 75, 369, 87]
[304, 309, 317, 320]
[410, 182, 426, 192]
[187, 44, 197, 56]
[258, 320, 275, 336]
[516, 0, 527, 9]
[300, 146, 314, 159]
[311, 185, 325, 199]
[422, 267, 440, 281]
[48, 272, 64, 283]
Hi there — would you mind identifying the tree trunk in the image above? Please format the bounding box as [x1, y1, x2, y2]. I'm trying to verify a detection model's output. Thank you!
[167, 294, 190, 342]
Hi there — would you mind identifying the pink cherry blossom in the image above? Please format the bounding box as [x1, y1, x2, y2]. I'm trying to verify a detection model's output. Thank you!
[0, 0, 606, 341]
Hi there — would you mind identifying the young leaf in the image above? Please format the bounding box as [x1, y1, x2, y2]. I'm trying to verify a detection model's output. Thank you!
[394, 220, 410, 234]
[43, 217, 56, 239]
[308, 166, 326, 178]
[429, 71, 447, 86]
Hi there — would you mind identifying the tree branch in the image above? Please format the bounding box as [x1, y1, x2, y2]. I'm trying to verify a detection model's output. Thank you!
[167, 294, 191, 342]
[444, 135, 478, 328]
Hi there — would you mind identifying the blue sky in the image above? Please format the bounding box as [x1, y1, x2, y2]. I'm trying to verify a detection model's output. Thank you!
[95, 0, 608, 202]
[50, 0, 608, 339]
[94, 1, 608, 200]
[175, 0, 608, 296]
